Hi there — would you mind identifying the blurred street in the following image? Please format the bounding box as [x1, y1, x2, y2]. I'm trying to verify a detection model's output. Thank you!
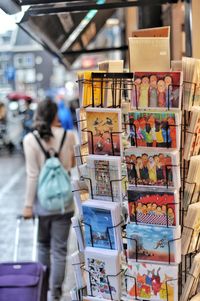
[0, 152, 26, 261]
[0, 152, 76, 300]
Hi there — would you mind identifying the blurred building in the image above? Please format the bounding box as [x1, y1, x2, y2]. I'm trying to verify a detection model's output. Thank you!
[0, 27, 67, 99]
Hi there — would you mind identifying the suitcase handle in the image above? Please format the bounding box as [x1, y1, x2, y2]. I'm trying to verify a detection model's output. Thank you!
[14, 216, 39, 262]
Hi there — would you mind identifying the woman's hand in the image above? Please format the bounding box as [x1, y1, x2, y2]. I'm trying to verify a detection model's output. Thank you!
[23, 206, 33, 219]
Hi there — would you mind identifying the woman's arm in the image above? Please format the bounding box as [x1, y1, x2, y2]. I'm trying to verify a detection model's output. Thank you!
[23, 134, 40, 211]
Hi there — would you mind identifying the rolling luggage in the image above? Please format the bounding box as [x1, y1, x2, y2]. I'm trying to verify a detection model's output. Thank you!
[0, 216, 47, 301]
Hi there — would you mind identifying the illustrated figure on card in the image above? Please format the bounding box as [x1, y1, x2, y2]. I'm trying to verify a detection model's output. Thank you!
[127, 261, 178, 301]
[149, 75, 158, 107]
[131, 72, 182, 109]
[86, 108, 122, 156]
[157, 80, 166, 107]
[132, 78, 142, 107]
[87, 258, 116, 298]
[129, 111, 180, 149]
[139, 77, 150, 107]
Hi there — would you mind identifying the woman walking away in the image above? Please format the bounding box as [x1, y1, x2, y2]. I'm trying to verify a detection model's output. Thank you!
[22, 99, 76, 301]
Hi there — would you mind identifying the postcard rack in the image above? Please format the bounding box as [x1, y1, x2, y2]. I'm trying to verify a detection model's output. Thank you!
[77, 72, 133, 108]
[72, 66, 200, 301]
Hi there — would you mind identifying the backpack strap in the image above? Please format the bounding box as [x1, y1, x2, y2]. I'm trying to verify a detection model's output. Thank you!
[33, 131, 50, 159]
[58, 130, 67, 156]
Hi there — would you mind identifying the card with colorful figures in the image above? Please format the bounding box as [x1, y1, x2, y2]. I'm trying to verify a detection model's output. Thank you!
[128, 110, 181, 149]
[86, 155, 122, 203]
[127, 187, 179, 227]
[85, 247, 121, 300]
[131, 71, 182, 110]
[126, 224, 181, 264]
[125, 147, 180, 188]
[82, 200, 122, 250]
[127, 260, 178, 301]
[86, 108, 122, 156]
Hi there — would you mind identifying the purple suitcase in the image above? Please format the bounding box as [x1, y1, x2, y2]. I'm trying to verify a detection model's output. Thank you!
[0, 217, 47, 301]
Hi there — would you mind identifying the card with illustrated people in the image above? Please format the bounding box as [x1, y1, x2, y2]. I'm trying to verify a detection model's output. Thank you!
[128, 111, 181, 149]
[127, 260, 178, 301]
[127, 188, 179, 227]
[86, 155, 122, 203]
[131, 71, 182, 110]
[85, 247, 121, 300]
[126, 224, 181, 264]
[86, 108, 122, 156]
[82, 200, 122, 250]
[125, 147, 180, 188]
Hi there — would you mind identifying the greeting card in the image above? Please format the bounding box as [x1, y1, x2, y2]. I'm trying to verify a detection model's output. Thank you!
[86, 155, 122, 203]
[182, 202, 200, 255]
[86, 108, 122, 156]
[82, 200, 121, 250]
[125, 147, 180, 188]
[127, 261, 178, 301]
[128, 111, 181, 149]
[128, 188, 179, 227]
[180, 253, 200, 301]
[131, 71, 182, 109]
[85, 247, 121, 300]
[76, 107, 88, 144]
[184, 108, 200, 161]
[77, 70, 106, 107]
[126, 224, 181, 264]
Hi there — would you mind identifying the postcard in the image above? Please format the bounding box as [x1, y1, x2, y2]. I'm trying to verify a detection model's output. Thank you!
[182, 57, 200, 111]
[180, 253, 200, 301]
[77, 70, 106, 107]
[128, 188, 179, 227]
[126, 224, 181, 264]
[128, 111, 181, 149]
[76, 107, 88, 144]
[131, 71, 182, 110]
[182, 202, 200, 255]
[86, 155, 122, 203]
[127, 260, 178, 301]
[129, 37, 170, 72]
[183, 155, 200, 209]
[85, 247, 121, 300]
[184, 108, 200, 161]
[125, 147, 180, 188]
[86, 108, 122, 156]
[82, 200, 121, 250]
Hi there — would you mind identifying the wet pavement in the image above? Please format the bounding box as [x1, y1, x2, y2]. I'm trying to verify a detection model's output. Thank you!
[0, 151, 76, 300]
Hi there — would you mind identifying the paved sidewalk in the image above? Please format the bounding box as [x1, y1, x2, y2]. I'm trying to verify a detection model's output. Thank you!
[0, 153, 76, 300]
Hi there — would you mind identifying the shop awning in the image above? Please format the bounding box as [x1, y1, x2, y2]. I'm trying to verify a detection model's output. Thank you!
[17, 0, 121, 68]
[1, 0, 180, 68]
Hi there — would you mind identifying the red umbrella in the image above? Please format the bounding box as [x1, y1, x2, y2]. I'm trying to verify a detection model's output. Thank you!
[7, 92, 33, 102]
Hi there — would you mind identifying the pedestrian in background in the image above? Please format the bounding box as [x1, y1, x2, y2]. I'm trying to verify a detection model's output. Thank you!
[55, 90, 74, 131]
[23, 99, 76, 301]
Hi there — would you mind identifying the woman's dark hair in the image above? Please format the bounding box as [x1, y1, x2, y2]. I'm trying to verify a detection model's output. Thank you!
[34, 98, 58, 141]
